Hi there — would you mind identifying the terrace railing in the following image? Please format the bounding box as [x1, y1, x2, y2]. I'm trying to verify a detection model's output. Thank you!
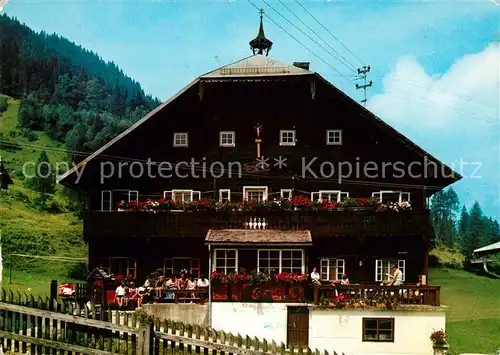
[312, 283, 441, 307]
[85, 210, 431, 238]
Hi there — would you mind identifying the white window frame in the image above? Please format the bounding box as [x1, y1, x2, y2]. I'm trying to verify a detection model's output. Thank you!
[163, 190, 172, 199]
[219, 131, 235, 147]
[372, 191, 411, 203]
[257, 249, 305, 274]
[280, 189, 293, 199]
[213, 249, 238, 274]
[128, 190, 139, 202]
[100, 257, 137, 279]
[219, 189, 231, 202]
[279, 130, 296, 146]
[173, 132, 188, 147]
[375, 259, 406, 282]
[243, 186, 268, 201]
[319, 258, 345, 281]
[101, 190, 112, 211]
[326, 129, 342, 145]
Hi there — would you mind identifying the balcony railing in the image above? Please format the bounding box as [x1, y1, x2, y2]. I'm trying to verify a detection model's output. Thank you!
[84, 210, 431, 238]
[313, 283, 441, 307]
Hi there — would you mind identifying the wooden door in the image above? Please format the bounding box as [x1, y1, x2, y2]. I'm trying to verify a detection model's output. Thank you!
[287, 307, 309, 347]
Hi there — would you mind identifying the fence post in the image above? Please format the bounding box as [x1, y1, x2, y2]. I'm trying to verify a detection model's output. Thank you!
[50, 280, 58, 311]
[137, 322, 154, 355]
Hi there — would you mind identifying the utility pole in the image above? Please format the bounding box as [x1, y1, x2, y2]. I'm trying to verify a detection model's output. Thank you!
[355, 65, 373, 107]
[214, 55, 221, 66]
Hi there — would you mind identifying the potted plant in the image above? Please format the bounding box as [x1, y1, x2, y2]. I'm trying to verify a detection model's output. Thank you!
[430, 329, 448, 355]
[285, 273, 308, 301]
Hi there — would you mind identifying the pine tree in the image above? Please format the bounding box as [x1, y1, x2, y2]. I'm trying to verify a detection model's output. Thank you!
[28, 151, 56, 210]
[463, 202, 487, 256]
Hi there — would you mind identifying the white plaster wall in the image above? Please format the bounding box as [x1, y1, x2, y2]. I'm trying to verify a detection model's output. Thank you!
[310, 308, 446, 355]
[211, 303, 445, 355]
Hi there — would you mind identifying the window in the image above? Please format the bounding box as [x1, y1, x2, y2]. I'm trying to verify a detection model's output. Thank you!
[319, 258, 345, 281]
[363, 318, 394, 342]
[99, 257, 137, 279]
[128, 190, 138, 202]
[173, 133, 188, 147]
[220, 131, 235, 147]
[167, 190, 201, 202]
[311, 191, 349, 202]
[372, 191, 411, 203]
[101, 190, 112, 211]
[326, 130, 342, 145]
[164, 257, 200, 278]
[214, 249, 237, 274]
[243, 186, 268, 201]
[280, 189, 293, 199]
[258, 250, 304, 273]
[280, 130, 296, 146]
[219, 189, 231, 202]
[375, 259, 405, 282]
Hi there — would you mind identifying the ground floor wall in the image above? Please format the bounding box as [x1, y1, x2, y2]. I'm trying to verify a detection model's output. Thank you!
[211, 303, 445, 355]
[141, 303, 209, 327]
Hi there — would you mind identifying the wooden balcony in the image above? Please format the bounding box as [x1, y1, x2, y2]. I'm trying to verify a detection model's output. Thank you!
[84, 209, 431, 238]
[313, 283, 441, 307]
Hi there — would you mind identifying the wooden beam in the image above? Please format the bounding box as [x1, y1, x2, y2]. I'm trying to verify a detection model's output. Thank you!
[0, 302, 139, 334]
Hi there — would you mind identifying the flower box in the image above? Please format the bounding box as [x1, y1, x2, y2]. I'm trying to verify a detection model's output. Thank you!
[251, 286, 273, 301]
[212, 284, 228, 300]
[287, 285, 305, 301]
[269, 284, 286, 301]
[230, 283, 245, 301]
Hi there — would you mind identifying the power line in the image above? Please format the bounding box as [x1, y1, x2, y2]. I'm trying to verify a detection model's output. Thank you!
[293, 0, 365, 66]
[247, 0, 354, 83]
[276, 0, 358, 73]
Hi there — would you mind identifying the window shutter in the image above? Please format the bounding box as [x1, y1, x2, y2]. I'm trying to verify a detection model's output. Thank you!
[101, 190, 112, 211]
[163, 191, 172, 199]
[193, 191, 201, 200]
[375, 259, 382, 282]
[128, 190, 139, 202]
[398, 259, 406, 281]
[336, 259, 345, 280]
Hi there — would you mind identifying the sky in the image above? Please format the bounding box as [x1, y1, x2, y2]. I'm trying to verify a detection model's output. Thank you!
[2, 0, 500, 219]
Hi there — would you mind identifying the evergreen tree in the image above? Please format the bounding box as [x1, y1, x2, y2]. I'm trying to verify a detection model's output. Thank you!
[456, 205, 469, 249]
[430, 187, 460, 246]
[463, 202, 487, 256]
[28, 151, 56, 210]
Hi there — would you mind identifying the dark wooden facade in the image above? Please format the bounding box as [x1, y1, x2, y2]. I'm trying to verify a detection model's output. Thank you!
[60, 55, 459, 286]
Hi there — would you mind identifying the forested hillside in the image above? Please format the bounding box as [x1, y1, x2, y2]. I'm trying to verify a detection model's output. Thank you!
[0, 14, 160, 162]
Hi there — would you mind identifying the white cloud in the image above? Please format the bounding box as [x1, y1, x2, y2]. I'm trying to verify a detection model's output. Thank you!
[0, 0, 8, 12]
[367, 43, 500, 218]
[368, 42, 499, 130]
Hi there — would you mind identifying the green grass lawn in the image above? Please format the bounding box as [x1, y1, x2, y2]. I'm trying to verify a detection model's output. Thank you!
[1, 95, 87, 296]
[430, 268, 500, 354]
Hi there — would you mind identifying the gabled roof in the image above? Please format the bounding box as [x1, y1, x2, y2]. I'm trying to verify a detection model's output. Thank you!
[201, 54, 312, 79]
[58, 54, 460, 187]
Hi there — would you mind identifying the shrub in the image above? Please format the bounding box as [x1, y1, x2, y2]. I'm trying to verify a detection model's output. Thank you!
[430, 246, 466, 268]
[0, 96, 7, 113]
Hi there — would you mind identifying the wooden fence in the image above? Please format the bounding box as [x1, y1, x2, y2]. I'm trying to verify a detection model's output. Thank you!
[0, 289, 345, 355]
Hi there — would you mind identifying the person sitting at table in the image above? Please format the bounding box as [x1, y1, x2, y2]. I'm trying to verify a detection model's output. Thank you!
[137, 286, 147, 307]
[178, 273, 189, 289]
[166, 275, 178, 288]
[197, 274, 209, 288]
[127, 281, 138, 308]
[187, 275, 196, 299]
[155, 276, 165, 298]
[115, 282, 127, 309]
[385, 264, 404, 286]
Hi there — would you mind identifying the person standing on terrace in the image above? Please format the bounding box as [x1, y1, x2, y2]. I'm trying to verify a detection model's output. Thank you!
[311, 267, 321, 286]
